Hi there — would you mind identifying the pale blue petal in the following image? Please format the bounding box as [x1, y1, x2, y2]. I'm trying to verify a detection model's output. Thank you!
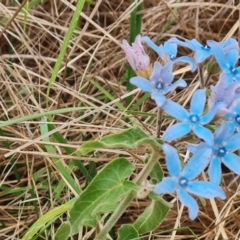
[208, 156, 222, 185]
[222, 152, 240, 174]
[187, 142, 209, 154]
[182, 147, 212, 180]
[193, 125, 214, 145]
[162, 79, 187, 95]
[162, 99, 189, 121]
[214, 122, 233, 145]
[187, 39, 211, 63]
[225, 132, 240, 151]
[168, 37, 194, 50]
[190, 89, 206, 115]
[160, 62, 174, 85]
[225, 71, 234, 84]
[162, 122, 191, 141]
[151, 92, 166, 107]
[177, 188, 199, 220]
[186, 181, 226, 199]
[173, 56, 197, 72]
[150, 61, 163, 83]
[141, 36, 164, 57]
[154, 177, 176, 194]
[130, 77, 153, 92]
[207, 40, 226, 70]
[162, 144, 181, 177]
[164, 41, 177, 57]
[195, 48, 212, 63]
[200, 103, 224, 124]
[225, 48, 238, 68]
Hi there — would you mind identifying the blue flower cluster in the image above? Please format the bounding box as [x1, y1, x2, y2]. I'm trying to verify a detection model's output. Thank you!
[121, 35, 240, 220]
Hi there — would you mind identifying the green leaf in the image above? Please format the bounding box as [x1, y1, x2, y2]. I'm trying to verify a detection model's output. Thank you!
[55, 222, 71, 240]
[79, 126, 162, 155]
[69, 158, 137, 235]
[117, 225, 139, 240]
[22, 199, 76, 240]
[149, 162, 163, 184]
[133, 198, 169, 234]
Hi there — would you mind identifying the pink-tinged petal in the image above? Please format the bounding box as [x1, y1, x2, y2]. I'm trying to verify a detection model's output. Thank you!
[208, 156, 221, 185]
[186, 181, 226, 200]
[162, 122, 191, 142]
[208, 72, 227, 110]
[162, 99, 189, 121]
[121, 39, 137, 70]
[154, 177, 176, 195]
[182, 147, 212, 180]
[121, 35, 150, 72]
[193, 125, 214, 145]
[190, 89, 206, 115]
[162, 144, 181, 177]
[130, 77, 153, 92]
[223, 152, 240, 175]
[177, 189, 199, 220]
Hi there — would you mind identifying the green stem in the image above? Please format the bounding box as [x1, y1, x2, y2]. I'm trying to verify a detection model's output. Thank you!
[94, 146, 161, 240]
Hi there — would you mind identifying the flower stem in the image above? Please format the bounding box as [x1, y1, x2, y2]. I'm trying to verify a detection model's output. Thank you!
[94, 146, 161, 240]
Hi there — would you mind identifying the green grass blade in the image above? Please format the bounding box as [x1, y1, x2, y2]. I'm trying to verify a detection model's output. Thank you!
[46, 0, 86, 106]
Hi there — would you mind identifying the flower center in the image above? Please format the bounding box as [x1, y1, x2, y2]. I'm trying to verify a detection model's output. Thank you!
[170, 54, 176, 61]
[235, 114, 240, 125]
[189, 114, 200, 124]
[231, 67, 237, 74]
[216, 146, 226, 157]
[155, 82, 164, 91]
[178, 177, 188, 188]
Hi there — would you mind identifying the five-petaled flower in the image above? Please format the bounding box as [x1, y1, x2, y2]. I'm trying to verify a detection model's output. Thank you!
[130, 61, 187, 107]
[207, 38, 240, 83]
[161, 89, 222, 144]
[188, 122, 240, 185]
[154, 144, 226, 220]
[121, 35, 152, 78]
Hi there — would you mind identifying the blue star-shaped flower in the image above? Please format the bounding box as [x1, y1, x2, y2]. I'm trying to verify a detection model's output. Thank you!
[130, 61, 187, 107]
[207, 38, 240, 83]
[188, 122, 240, 185]
[161, 89, 222, 144]
[141, 36, 197, 72]
[154, 144, 226, 220]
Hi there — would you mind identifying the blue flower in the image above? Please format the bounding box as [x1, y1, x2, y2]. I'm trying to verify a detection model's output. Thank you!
[154, 144, 226, 220]
[141, 36, 197, 72]
[208, 72, 240, 117]
[188, 122, 240, 185]
[207, 38, 240, 83]
[130, 61, 187, 107]
[167, 37, 212, 63]
[161, 89, 222, 144]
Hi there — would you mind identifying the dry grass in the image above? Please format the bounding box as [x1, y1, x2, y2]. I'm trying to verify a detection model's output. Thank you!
[0, 0, 240, 239]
